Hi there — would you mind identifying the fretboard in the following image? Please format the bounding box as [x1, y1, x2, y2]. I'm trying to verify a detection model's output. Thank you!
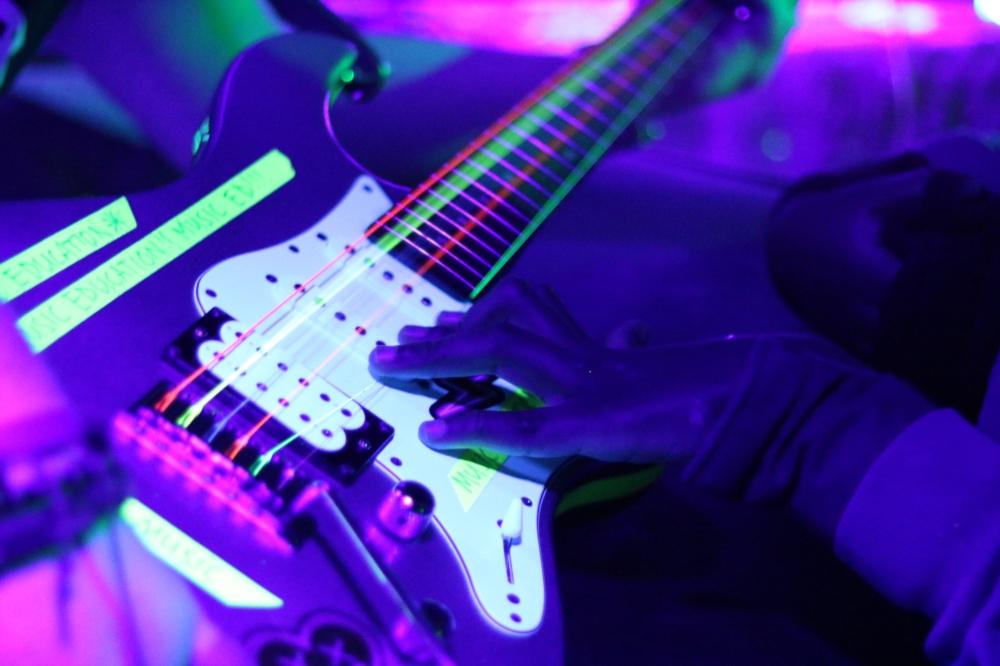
[370, 0, 726, 300]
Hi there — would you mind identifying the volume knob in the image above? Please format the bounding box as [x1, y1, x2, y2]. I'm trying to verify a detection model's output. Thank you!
[378, 481, 435, 540]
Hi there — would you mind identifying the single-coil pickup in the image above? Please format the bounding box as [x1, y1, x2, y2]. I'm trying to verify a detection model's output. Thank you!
[197, 320, 366, 453]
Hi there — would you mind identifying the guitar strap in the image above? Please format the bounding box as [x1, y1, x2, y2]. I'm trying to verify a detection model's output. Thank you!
[0, 0, 67, 95]
[264, 0, 388, 102]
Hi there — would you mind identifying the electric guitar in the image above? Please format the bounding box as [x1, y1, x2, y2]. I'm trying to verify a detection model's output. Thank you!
[0, 1, 736, 662]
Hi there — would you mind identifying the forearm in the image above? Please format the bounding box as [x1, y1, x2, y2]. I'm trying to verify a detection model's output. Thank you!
[682, 335, 1000, 663]
[836, 411, 1000, 664]
[682, 336, 934, 537]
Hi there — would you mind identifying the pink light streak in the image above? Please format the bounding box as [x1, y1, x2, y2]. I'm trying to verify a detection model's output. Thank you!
[325, 0, 1000, 54]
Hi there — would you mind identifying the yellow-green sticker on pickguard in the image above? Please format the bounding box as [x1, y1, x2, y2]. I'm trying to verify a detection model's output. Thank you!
[448, 448, 509, 511]
[0, 197, 137, 303]
[18, 149, 295, 352]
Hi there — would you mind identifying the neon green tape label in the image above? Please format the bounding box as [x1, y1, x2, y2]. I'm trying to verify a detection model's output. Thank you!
[18, 149, 295, 352]
[0, 197, 137, 303]
[120, 498, 283, 609]
[448, 448, 508, 511]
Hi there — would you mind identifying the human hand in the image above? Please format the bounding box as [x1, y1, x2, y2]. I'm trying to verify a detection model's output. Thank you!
[370, 280, 754, 463]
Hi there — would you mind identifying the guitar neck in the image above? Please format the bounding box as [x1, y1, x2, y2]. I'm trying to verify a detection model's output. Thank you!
[371, 0, 725, 300]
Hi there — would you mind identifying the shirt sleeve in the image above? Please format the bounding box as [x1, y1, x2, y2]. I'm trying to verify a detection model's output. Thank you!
[835, 409, 1000, 665]
[683, 336, 933, 536]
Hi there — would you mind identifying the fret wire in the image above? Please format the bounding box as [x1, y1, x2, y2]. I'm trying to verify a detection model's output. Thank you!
[432, 178, 521, 236]
[649, 22, 683, 43]
[460, 155, 546, 214]
[434, 175, 526, 233]
[522, 111, 592, 157]
[506, 125, 580, 170]
[401, 205, 495, 268]
[537, 99, 603, 142]
[477, 146, 555, 199]
[470, 3, 722, 298]
[491, 134, 568, 184]
[549, 86, 613, 126]
[574, 0, 687, 83]
[387, 216, 485, 282]
[568, 73, 627, 112]
[435, 15, 671, 252]
[649, 10, 696, 41]
[403, 1, 704, 294]
[616, 50, 655, 80]
[420, 187, 514, 248]
[351, 0, 701, 301]
[408, 199, 502, 259]
[381, 226, 479, 289]
[589, 62, 639, 96]
[635, 24, 683, 62]
[447, 168, 534, 223]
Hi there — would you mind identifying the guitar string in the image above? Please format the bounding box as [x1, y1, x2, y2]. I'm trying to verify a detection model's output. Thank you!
[395, 207, 496, 268]
[184, 0, 708, 448]
[389, 208, 494, 271]
[377, 4, 704, 285]
[382, 216, 485, 282]
[156, 1, 662, 418]
[468, 4, 711, 297]
[186, 0, 704, 438]
[239, 2, 720, 468]
[475, 146, 556, 200]
[410, 4, 708, 292]
[158, 0, 703, 433]
[490, 134, 567, 184]
[457, 155, 552, 210]
[411, 195, 505, 258]
[423, 176, 523, 236]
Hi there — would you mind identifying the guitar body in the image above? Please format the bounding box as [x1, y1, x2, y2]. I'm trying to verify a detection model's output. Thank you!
[0, 2, 721, 659]
[2, 35, 567, 664]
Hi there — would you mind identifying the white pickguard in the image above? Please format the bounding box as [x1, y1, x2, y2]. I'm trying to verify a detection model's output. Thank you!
[194, 175, 559, 634]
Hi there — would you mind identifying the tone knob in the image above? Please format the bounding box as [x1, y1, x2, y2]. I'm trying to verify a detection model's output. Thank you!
[378, 481, 435, 540]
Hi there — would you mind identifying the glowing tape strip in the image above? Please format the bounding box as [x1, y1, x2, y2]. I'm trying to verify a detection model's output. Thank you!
[0, 197, 137, 303]
[448, 448, 508, 511]
[120, 497, 283, 609]
[17, 149, 295, 352]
